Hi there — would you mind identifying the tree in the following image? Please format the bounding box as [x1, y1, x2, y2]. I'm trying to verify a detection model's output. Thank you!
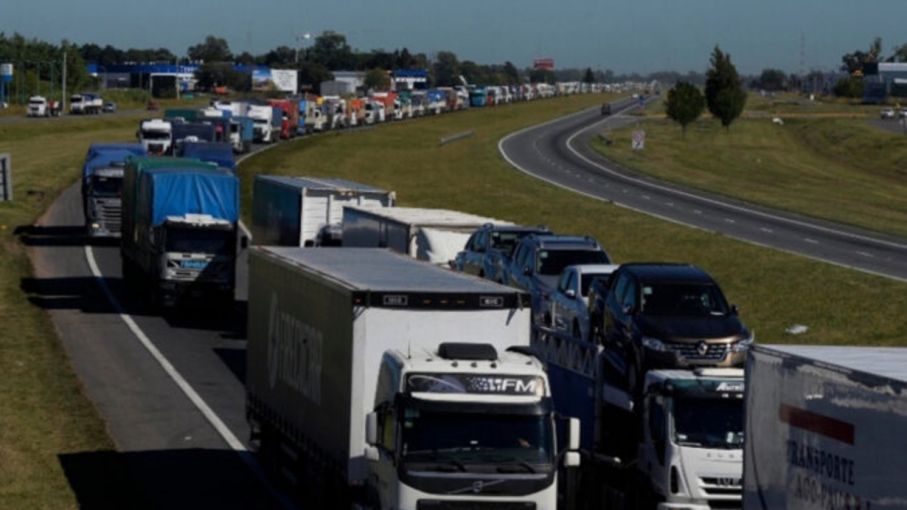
[196, 62, 250, 92]
[756, 68, 787, 91]
[705, 46, 747, 129]
[395, 48, 417, 69]
[503, 61, 521, 85]
[433, 51, 461, 86]
[833, 75, 864, 98]
[665, 82, 706, 134]
[364, 68, 390, 91]
[583, 67, 595, 84]
[188, 35, 232, 63]
[310, 31, 356, 70]
[529, 69, 556, 84]
[263, 46, 296, 66]
[889, 42, 907, 63]
[235, 51, 256, 65]
[297, 61, 332, 93]
[841, 37, 883, 73]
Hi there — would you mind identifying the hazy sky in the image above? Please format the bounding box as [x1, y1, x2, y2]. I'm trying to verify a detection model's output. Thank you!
[4, 0, 907, 74]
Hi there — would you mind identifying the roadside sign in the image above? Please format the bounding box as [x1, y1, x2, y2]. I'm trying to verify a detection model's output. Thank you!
[632, 130, 646, 151]
[0, 153, 11, 202]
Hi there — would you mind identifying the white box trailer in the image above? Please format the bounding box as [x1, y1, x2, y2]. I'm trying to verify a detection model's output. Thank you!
[342, 205, 512, 265]
[252, 176, 395, 247]
[246, 247, 532, 501]
[743, 344, 907, 510]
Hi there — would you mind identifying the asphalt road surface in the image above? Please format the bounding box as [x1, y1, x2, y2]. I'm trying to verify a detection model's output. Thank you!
[499, 98, 907, 282]
[25, 141, 292, 509]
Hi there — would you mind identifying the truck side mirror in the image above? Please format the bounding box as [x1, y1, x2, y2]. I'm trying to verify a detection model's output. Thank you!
[563, 451, 581, 468]
[564, 289, 576, 299]
[366, 412, 378, 446]
[240, 236, 249, 250]
[522, 266, 531, 276]
[567, 417, 581, 451]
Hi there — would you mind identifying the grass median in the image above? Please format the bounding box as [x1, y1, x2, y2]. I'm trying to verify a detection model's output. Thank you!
[592, 99, 907, 238]
[0, 116, 143, 508]
[240, 94, 907, 346]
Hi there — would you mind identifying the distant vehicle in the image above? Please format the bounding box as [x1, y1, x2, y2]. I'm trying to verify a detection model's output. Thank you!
[27, 96, 47, 117]
[178, 142, 236, 172]
[544, 263, 619, 339]
[248, 104, 277, 143]
[880, 107, 896, 119]
[601, 103, 612, 116]
[251, 175, 395, 247]
[103, 101, 117, 113]
[81, 143, 145, 238]
[601, 263, 752, 392]
[744, 345, 907, 509]
[137, 119, 172, 155]
[70, 93, 103, 115]
[452, 224, 551, 283]
[146, 100, 160, 111]
[899, 108, 907, 119]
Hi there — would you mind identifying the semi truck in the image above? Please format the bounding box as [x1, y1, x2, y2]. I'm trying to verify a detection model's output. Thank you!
[121, 157, 240, 308]
[251, 175, 395, 247]
[249, 105, 278, 143]
[267, 99, 299, 139]
[229, 116, 254, 154]
[70, 93, 103, 114]
[743, 344, 907, 510]
[534, 329, 745, 510]
[246, 247, 579, 509]
[138, 119, 173, 155]
[171, 122, 216, 154]
[342, 206, 511, 266]
[81, 143, 146, 238]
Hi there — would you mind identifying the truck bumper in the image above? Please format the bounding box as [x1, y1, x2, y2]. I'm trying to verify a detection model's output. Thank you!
[87, 223, 121, 239]
[158, 280, 234, 308]
[657, 503, 711, 510]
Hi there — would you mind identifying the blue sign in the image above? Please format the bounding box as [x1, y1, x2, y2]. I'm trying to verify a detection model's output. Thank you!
[0, 63, 13, 84]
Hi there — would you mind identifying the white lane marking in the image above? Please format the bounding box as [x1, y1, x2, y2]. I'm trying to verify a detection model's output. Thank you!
[804, 238, 819, 244]
[85, 247, 294, 509]
[725, 218, 736, 224]
[497, 103, 907, 285]
[760, 227, 774, 233]
[666, 202, 674, 207]
[561, 115, 907, 253]
[857, 251, 875, 258]
[641, 194, 651, 200]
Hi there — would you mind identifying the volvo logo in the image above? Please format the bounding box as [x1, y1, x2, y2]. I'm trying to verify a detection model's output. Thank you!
[697, 342, 709, 356]
[472, 481, 484, 493]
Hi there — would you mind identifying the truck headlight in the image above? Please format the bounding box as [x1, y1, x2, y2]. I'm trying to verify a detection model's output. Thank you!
[642, 336, 668, 352]
[729, 331, 755, 353]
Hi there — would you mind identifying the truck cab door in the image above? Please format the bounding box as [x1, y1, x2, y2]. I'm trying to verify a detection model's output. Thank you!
[371, 406, 399, 509]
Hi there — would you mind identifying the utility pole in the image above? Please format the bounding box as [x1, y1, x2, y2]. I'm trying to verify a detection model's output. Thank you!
[62, 50, 67, 114]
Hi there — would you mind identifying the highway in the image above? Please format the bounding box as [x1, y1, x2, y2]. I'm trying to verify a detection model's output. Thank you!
[499, 99, 907, 282]
[25, 142, 290, 509]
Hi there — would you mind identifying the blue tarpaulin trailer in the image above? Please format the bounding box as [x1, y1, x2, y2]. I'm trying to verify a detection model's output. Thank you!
[179, 142, 236, 172]
[138, 167, 238, 226]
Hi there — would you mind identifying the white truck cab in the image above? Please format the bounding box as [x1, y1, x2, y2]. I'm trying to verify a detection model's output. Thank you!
[632, 368, 744, 509]
[364, 343, 580, 510]
[248, 105, 275, 143]
[139, 119, 173, 155]
[27, 96, 47, 117]
[158, 213, 235, 306]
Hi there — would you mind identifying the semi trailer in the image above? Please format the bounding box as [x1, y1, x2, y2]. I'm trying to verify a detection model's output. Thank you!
[251, 175, 395, 247]
[246, 248, 578, 509]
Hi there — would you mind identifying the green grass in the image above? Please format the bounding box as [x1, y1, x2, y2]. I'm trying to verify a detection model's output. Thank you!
[591, 113, 907, 238]
[240, 94, 907, 347]
[0, 117, 140, 508]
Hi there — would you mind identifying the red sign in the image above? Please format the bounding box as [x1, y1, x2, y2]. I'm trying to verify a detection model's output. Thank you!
[533, 58, 555, 71]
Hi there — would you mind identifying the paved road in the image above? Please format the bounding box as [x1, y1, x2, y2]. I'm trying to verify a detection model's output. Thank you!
[867, 117, 907, 135]
[24, 142, 291, 509]
[499, 99, 907, 282]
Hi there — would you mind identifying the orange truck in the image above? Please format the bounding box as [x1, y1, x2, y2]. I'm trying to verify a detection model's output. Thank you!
[267, 99, 300, 139]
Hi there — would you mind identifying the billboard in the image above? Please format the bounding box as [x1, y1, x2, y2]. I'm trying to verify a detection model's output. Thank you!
[253, 68, 298, 93]
[0, 63, 12, 83]
[533, 58, 555, 71]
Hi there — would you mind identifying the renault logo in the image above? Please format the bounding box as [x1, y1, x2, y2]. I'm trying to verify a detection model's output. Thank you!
[472, 481, 484, 493]
[697, 342, 709, 356]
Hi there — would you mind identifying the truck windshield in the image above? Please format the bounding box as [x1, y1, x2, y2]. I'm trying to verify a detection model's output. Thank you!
[90, 175, 122, 196]
[672, 397, 743, 449]
[165, 228, 232, 255]
[141, 130, 171, 140]
[537, 249, 610, 276]
[640, 283, 729, 316]
[401, 409, 553, 469]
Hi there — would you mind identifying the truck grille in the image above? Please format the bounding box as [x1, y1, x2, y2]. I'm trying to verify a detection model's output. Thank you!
[417, 502, 535, 510]
[667, 342, 728, 361]
[700, 477, 742, 509]
[95, 201, 122, 232]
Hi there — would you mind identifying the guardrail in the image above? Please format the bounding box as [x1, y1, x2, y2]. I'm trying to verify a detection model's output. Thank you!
[0, 153, 10, 201]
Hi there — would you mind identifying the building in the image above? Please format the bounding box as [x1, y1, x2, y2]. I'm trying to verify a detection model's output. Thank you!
[863, 62, 907, 103]
[393, 69, 429, 91]
[91, 63, 199, 92]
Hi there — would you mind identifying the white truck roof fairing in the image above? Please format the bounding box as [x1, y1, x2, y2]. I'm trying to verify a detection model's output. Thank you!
[165, 213, 232, 228]
[141, 119, 172, 131]
[344, 205, 512, 230]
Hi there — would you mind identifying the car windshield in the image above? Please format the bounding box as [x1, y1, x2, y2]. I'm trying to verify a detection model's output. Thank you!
[581, 274, 611, 297]
[537, 249, 609, 276]
[673, 397, 743, 449]
[640, 283, 729, 316]
[165, 227, 232, 255]
[401, 408, 553, 469]
[141, 130, 170, 140]
[90, 175, 122, 196]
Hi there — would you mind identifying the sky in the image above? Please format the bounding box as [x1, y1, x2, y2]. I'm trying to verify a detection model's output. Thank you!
[4, 0, 907, 74]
